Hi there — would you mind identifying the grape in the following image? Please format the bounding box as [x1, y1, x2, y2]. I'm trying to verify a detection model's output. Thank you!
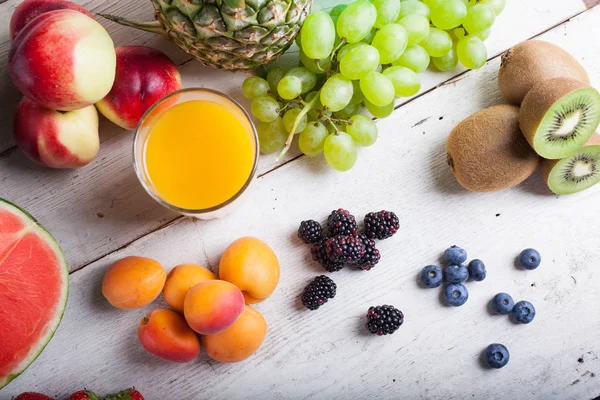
[371, 24, 408, 64]
[420, 27, 452, 57]
[347, 115, 378, 146]
[473, 27, 491, 40]
[431, 45, 458, 71]
[295, 32, 302, 47]
[364, 98, 394, 118]
[360, 71, 395, 106]
[337, 43, 367, 61]
[298, 121, 328, 156]
[382, 66, 420, 97]
[324, 132, 358, 171]
[371, 0, 401, 28]
[257, 118, 287, 154]
[299, 48, 329, 74]
[456, 35, 487, 69]
[320, 73, 353, 112]
[301, 12, 336, 59]
[329, 4, 348, 17]
[339, 44, 380, 80]
[251, 96, 280, 122]
[397, 14, 430, 45]
[397, 0, 430, 19]
[285, 67, 317, 94]
[266, 66, 286, 93]
[334, 103, 361, 119]
[242, 76, 270, 100]
[462, 4, 495, 34]
[349, 80, 365, 105]
[361, 29, 376, 44]
[336, 0, 377, 43]
[392, 45, 430, 73]
[481, 0, 506, 15]
[282, 108, 307, 134]
[430, 0, 467, 30]
[277, 76, 302, 100]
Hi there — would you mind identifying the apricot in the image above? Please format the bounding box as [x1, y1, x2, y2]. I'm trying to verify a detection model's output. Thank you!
[184, 280, 245, 335]
[137, 308, 200, 363]
[203, 305, 267, 363]
[219, 237, 280, 304]
[102, 256, 166, 309]
[163, 263, 216, 313]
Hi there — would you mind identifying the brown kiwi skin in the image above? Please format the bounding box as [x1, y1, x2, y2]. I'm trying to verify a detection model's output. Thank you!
[446, 104, 539, 192]
[498, 40, 590, 105]
[540, 133, 600, 184]
[519, 77, 591, 154]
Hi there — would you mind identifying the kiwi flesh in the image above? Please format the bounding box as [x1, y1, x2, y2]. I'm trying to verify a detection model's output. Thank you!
[519, 77, 600, 160]
[541, 134, 600, 195]
[498, 40, 590, 105]
[446, 104, 539, 192]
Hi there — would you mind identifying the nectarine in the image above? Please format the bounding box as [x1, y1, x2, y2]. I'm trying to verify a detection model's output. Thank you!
[183, 280, 245, 335]
[203, 305, 267, 363]
[102, 256, 166, 309]
[163, 263, 216, 313]
[219, 237, 280, 304]
[138, 308, 200, 363]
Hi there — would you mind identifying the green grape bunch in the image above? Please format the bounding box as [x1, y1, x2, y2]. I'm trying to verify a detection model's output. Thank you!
[242, 0, 506, 171]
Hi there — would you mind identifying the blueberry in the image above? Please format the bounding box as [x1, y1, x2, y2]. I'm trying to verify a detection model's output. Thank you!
[484, 343, 510, 369]
[512, 300, 535, 324]
[468, 259, 486, 281]
[444, 264, 469, 283]
[444, 283, 468, 306]
[519, 248, 541, 270]
[444, 245, 467, 265]
[491, 293, 514, 315]
[419, 265, 443, 288]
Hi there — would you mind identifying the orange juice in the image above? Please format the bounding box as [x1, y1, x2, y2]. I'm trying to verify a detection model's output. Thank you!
[143, 100, 256, 210]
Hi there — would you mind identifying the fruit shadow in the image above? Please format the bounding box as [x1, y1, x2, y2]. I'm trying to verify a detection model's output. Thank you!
[428, 139, 469, 195]
[86, 259, 122, 314]
[478, 347, 493, 370]
[514, 169, 554, 196]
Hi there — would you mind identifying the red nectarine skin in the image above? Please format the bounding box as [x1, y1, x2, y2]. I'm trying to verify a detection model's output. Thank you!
[96, 46, 182, 130]
[10, 0, 92, 41]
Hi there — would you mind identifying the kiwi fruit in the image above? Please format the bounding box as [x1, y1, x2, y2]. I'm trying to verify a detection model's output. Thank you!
[519, 77, 600, 160]
[541, 134, 600, 195]
[498, 40, 590, 105]
[446, 104, 539, 192]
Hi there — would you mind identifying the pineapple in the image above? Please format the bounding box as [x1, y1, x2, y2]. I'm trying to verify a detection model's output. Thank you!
[102, 0, 312, 71]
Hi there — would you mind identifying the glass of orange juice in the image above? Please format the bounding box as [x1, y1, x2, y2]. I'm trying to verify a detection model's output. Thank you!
[134, 88, 258, 219]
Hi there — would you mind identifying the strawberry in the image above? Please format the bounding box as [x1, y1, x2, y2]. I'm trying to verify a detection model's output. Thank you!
[103, 388, 144, 400]
[67, 390, 99, 400]
[14, 393, 55, 400]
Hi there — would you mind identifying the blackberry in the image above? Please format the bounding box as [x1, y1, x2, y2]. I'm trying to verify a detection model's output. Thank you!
[357, 234, 380, 270]
[311, 239, 345, 272]
[327, 208, 358, 236]
[301, 275, 337, 310]
[364, 210, 400, 240]
[366, 305, 404, 336]
[325, 235, 365, 263]
[298, 220, 323, 244]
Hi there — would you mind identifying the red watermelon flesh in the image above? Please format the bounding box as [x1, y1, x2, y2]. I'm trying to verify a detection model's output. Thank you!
[0, 199, 68, 389]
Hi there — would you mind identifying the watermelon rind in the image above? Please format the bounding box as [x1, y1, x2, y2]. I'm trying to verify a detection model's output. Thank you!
[0, 198, 69, 389]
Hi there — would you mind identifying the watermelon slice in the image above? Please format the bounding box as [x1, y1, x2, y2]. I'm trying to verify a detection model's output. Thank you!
[0, 199, 69, 389]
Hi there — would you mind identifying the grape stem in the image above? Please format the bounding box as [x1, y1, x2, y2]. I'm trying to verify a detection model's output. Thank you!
[327, 119, 340, 134]
[325, 39, 346, 78]
[276, 91, 321, 161]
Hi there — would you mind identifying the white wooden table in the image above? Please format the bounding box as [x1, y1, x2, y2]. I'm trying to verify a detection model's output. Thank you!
[1, 0, 600, 398]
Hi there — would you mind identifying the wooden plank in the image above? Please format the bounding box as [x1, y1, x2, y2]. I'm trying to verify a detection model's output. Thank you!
[0, 0, 590, 272]
[4, 6, 600, 398]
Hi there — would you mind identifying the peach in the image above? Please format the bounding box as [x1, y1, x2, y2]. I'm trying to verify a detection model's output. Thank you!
[102, 256, 166, 310]
[163, 263, 216, 313]
[96, 46, 182, 130]
[13, 97, 99, 168]
[138, 308, 200, 363]
[203, 305, 267, 363]
[219, 237, 280, 304]
[10, 0, 92, 41]
[9, 9, 116, 111]
[183, 280, 245, 335]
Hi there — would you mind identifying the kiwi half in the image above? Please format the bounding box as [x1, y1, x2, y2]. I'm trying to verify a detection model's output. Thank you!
[498, 40, 590, 105]
[446, 104, 539, 192]
[541, 135, 600, 195]
[519, 77, 600, 160]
